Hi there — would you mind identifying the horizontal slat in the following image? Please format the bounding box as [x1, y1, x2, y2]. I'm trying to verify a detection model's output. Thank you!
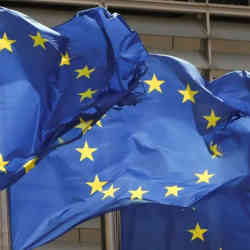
[8, 7, 76, 27]
[152, 51, 209, 69]
[212, 39, 250, 54]
[173, 37, 202, 51]
[3, 0, 100, 7]
[211, 20, 250, 41]
[55, 229, 79, 242]
[124, 14, 206, 38]
[77, 217, 101, 229]
[213, 53, 250, 70]
[140, 34, 173, 50]
[3, 0, 250, 17]
[79, 229, 101, 244]
[37, 242, 101, 250]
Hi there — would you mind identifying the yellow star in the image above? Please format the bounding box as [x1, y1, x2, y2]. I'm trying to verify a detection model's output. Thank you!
[102, 184, 120, 199]
[165, 185, 184, 197]
[0, 154, 8, 173]
[188, 223, 208, 241]
[129, 186, 149, 200]
[178, 84, 199, 103]
[29, 32, 48, 49]
[195, 170, 215, 184]
[144, 74, 165, 93]
[86, 175, 107, 195]
[203, 109, 221, 129]
[78, 88, 97, 102]
[209, 142, 223, 158]
[60, 52, 70, 66]
[96, 120, 103, 128]
[57, 137, 64, 144]
[75, 118, 93, 134]
[75, 65, 95, 79]
[0, 33, 16, 53]
[23, 157, 38, 174]
[76, 140, 97, 161]
[96, 114, 106, 128]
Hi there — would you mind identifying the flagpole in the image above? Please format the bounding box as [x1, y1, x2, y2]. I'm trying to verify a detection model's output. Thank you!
[104, 213, 115, 250]
[102, 211, 121, 250]
[0, 190, 11, 250]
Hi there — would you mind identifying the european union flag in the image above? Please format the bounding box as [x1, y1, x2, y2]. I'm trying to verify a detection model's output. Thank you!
[10, 50, 250, 249]
[0, 7, 147, 189]
[121, 178, 250, 250]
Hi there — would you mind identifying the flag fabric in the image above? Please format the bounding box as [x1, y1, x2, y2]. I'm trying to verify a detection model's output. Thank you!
[120, 68, 250, 250]
[0, 6, 147, 189]
[121, 177, 250, 250]
[205, 70, 250, 116]
[9, 51, 250, 249]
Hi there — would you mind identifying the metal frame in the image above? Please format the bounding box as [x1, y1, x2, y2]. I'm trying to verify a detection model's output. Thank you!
[3, 0, 250, 17]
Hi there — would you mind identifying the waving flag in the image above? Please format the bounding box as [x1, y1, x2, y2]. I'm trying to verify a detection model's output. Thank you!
[121, 178, 250, 250]
[0, 7, 147, 189]
[9, 51, 250, 249]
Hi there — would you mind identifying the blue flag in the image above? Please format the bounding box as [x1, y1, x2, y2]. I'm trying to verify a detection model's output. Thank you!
[0, 7, 147, 189]
[121, 178, 250, 250]
[9, 51, 250, 249]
